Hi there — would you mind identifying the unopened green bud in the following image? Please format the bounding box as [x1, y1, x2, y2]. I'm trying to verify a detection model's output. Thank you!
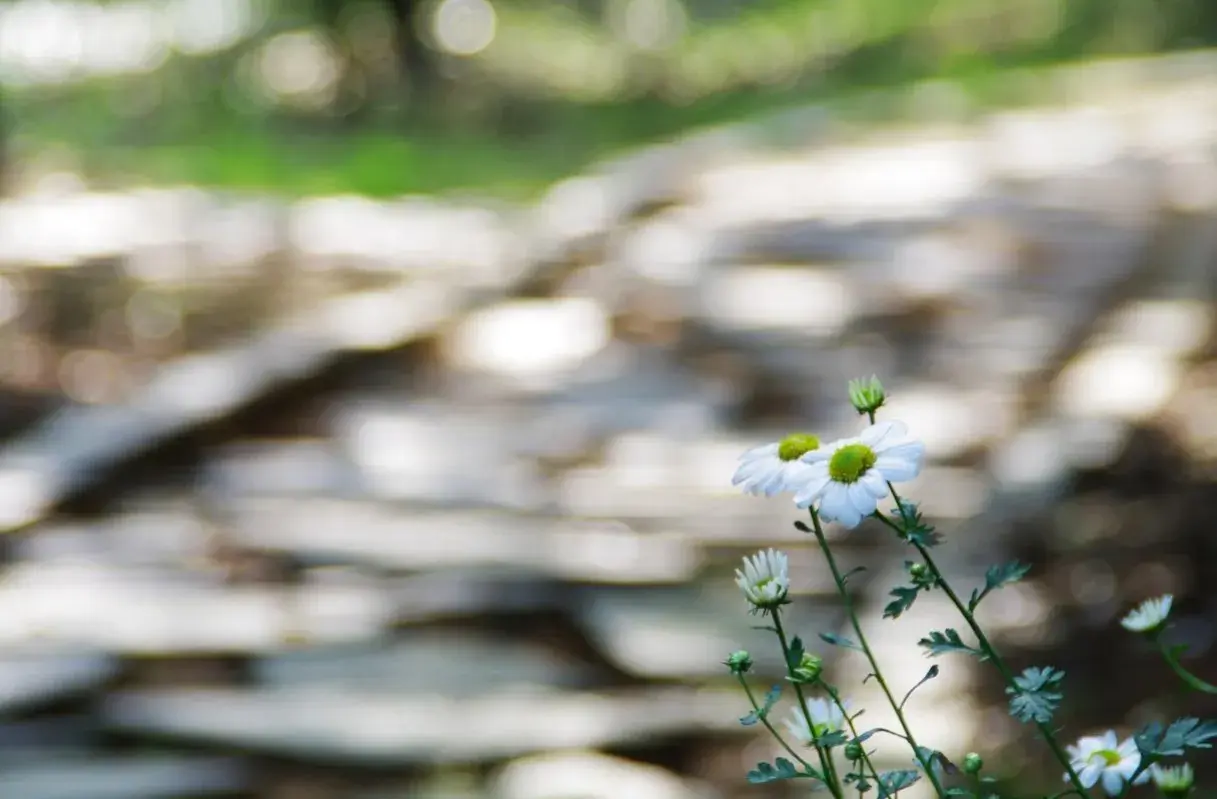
[790, 652, 823, 684]
[909, 562, 927, 579]
[848, 375, 885, 416]
[724, 650, 753, 675]
[963, 752, 983, 775]
[844, 742, 864, 761]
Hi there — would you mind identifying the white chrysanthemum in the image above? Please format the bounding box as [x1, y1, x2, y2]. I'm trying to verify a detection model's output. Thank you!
[1151, 763, 1194, 796]
[732, 433, 822, 497]
[784, 697, 848, 745]
[792, 420, 925, 528]
[1121, 595, 1173, 633]
[735, 549, 789, 610]
[1066, 731, 1149, 796]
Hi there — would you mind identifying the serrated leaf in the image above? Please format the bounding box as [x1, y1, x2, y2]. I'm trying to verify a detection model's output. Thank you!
[891, 501, 942, 548]
[1136, 717, 1217, 758]
[819, 631, 862, 651]
[968, 561, 1032, 612]
[884, 585, 921, 619]
[739, 684, 783, 726]
[918, 629, 985, 659]
[786, 636, 806, 672]
[746, 757, 808, 784]
[818, 730, 849, 749]
[876, 769, 920, 798]
[1007, 666, 1064, 724]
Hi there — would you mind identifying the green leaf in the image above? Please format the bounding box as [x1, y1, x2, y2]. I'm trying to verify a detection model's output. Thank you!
[876, 769, 920, 798]
[850, 728, 881, 746]
[786, 636, 806, 672]
[945, 789, 976, 798]
[1007, 666, 1064, 724]
[918, 629, 985, 659]
[746, 757, 810, 784]
[739, 684, 783, 726]
[819, 632, 863, 651]
[968, 561, 1032, 612]
[818, 730, 849, 749]
[884, 585, 921, 619]
[1135, 717, 1217, 758]
[892, 501, 941, 548]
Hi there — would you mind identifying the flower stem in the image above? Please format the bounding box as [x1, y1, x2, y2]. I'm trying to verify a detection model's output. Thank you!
[1157, 639, 1217, 694]
[736, 674, 821, 777]
[806, 508, 949, 798]
[772, 609, 845, 799]
[881, 485, 1092, 799]
[823, 681, 885, 793]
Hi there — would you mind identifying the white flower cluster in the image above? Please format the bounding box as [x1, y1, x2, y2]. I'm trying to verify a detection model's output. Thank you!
[1066, 731, 1150, 796]
[733, 420, 925, 528]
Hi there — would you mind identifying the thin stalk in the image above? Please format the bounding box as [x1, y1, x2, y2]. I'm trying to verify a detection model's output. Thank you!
[1157, 639, 1217, 694]
[881, 484, 1091, 799]
[736, 674, 820, 775]
[806, 509, 948, 798]
[822, 681, 885, 794]
[772, 610, 845, 798]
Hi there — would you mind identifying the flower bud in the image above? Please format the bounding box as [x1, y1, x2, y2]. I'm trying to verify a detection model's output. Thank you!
[909, 562, 927, 578]
[724, 650, 753, 675]
[790, 652, 823, 684]
[1152, 763, 1194, 798]
[848, 375, 886, 416]
[963, 752, 983, 775]
[844, 742, 864, 762]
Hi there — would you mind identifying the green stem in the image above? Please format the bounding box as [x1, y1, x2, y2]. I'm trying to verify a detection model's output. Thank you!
[823, 681, 885, 793]
[881, 486, 1092, 799]
[773, 610, 845, 799]
[806, 508, 949, 799]
[1157, 639, 1217, 694]
[736, 674, 821, 776]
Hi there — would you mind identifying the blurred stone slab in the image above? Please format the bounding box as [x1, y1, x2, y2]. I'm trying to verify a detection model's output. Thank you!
[254, 632, 595, 693]
[0, 716, 98, 754]
[0, 562, 393, 653]
[575, 586, 846, 679]
[388, 567, 568, 623]
[220, 498, 702, 584]
[0, 754, 247, 799]
[492, 751, 717, 799]
[102, 685, 743, 765]
[0, 650, 116, 714]
[0, 280, 456, 531]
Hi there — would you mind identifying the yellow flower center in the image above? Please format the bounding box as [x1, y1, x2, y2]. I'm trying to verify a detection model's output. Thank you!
[828, 443, 877, 483]
[1093, 749, 1122, 767]
[778, 433, 820, 462]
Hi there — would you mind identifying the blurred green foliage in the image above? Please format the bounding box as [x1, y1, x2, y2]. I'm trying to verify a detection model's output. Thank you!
[7, 0, 1217, 197]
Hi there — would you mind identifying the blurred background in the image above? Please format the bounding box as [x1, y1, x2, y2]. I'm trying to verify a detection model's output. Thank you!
[1, 0, 1217, 797]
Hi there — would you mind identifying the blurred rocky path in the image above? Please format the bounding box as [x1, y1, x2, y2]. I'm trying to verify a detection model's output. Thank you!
[2, 53, 1217, 799]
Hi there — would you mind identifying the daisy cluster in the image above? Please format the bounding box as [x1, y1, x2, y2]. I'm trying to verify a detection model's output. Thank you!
[718, 376, 1212, 799]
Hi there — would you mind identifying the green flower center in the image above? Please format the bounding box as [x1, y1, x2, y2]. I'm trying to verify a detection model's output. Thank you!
[828, 443, 877, 483]
[778, 433, 821, 462]
[1095, 749, 1122, 767]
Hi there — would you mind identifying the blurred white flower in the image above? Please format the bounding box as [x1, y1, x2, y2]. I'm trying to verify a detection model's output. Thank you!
[1066, 731, 1149, 796]
[784, 697, 848, 744]
[1151, 763, 1194, 797]
[732, 433, 821, 497]
[735, 548, 789, 611]
[793, 420, 925, 528]
[1121, 595, 1173, 634]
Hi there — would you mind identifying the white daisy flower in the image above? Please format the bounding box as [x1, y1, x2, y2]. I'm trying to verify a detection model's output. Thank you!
[784, 697, 848, 745]
[735, 549, 790, 611]
[792, 420, 925, 528]
[1121, 595, 1173, 634]
[732, 433, 822, 497]
[1151, 763, 1194, 797]
[1065, 731, 1150, 796]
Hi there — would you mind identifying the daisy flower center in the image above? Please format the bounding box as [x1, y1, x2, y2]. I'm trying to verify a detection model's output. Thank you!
[828, 443, 877, 483]
[778, 433, 820, 462]
[1092, 749, 1123, 767]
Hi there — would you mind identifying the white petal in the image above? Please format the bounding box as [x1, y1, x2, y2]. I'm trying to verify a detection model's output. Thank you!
[1100, 731, 1119, 750]
[847, 481, 880, 520]
[792, 466, 831, 508]
[858, 470, 889, 499]
[1101, 769, 1123, 797]
[860, 420, 908, 449]
[874, 442, 925, 481]
[818, 484, 856, 525]
[739, 442, 780, 462]
[1078, 764, 1102, 789]
[732, 457, 773, 487]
